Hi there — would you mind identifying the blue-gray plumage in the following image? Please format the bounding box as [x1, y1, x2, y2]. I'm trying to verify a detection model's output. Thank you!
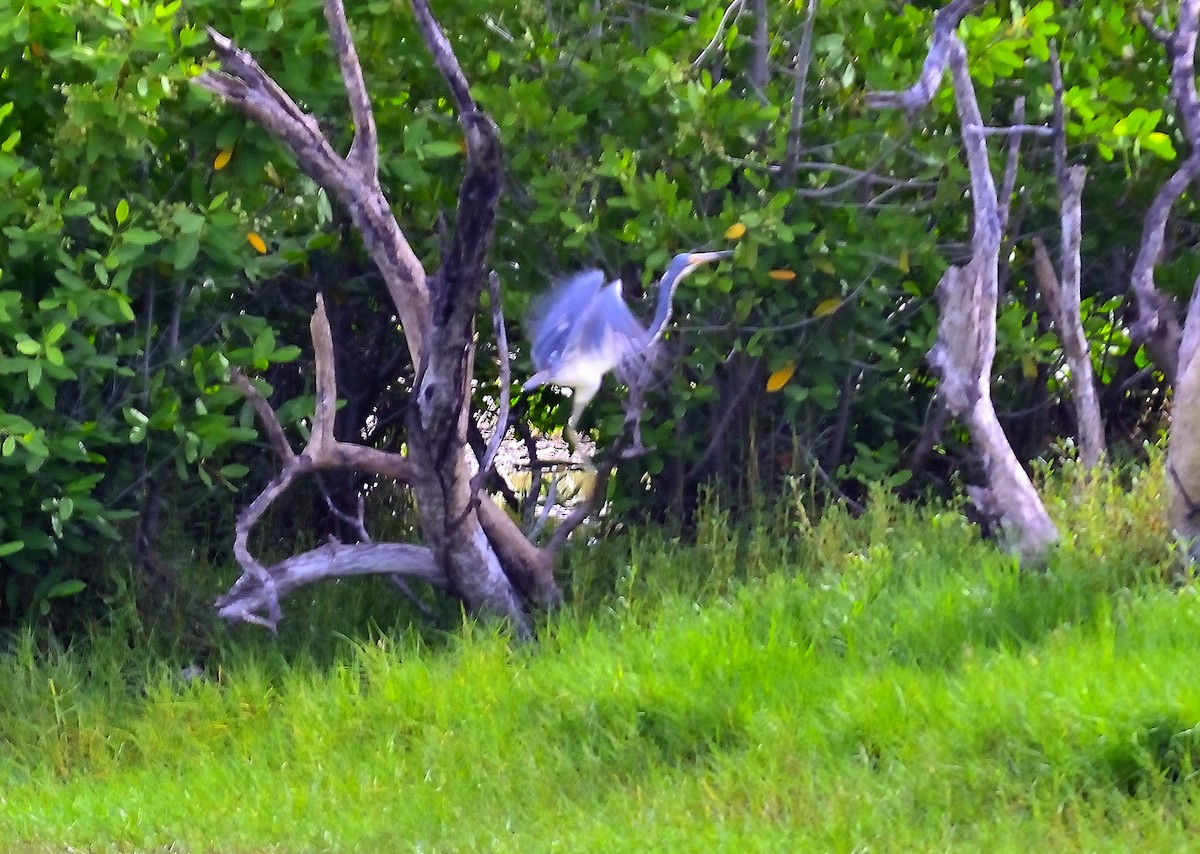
[523, 250, 731, 456]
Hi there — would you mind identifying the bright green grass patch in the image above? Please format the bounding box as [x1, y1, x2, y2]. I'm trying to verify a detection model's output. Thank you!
[2, 462, 1199, 851]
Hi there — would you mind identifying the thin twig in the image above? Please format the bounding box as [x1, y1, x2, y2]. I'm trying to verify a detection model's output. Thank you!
[229, 366, 296, 464]
[784, 0, 819, 177]
[316, 474, 372, 542]
[470, 271, 513, 496]
[997, 97, 1024, 237]
[690, 0, 745, 70]
[1049, 40, 1066, 183]
[527, 475, 561, 543]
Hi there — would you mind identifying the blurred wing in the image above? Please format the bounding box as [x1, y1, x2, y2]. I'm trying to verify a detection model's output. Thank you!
[527, 270, 606, 369]
[583, 282, 652, 386]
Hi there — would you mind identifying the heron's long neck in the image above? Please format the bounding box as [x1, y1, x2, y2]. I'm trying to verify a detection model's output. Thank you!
[645, 256, 691, 346]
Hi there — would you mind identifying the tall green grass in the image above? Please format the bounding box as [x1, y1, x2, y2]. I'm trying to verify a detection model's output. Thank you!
[3, 460, 1198, 852]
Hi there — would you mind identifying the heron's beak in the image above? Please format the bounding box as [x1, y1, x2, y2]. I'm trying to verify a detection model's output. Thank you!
[685, 250, 734, 266]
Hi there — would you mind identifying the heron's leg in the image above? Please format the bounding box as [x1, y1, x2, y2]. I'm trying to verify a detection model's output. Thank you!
[620, 362, 652, 457]
[567, 387, 597, 470]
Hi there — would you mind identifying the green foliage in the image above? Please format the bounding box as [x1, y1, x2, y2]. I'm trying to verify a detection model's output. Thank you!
[0, 1, 308, 620]
[2, 0, 1197, 627]
[0, 467, 1195, 850]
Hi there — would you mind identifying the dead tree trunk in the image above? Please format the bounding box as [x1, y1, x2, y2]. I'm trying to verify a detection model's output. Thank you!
[1137, 3, 1200, 563]
[1029, 49, 1104, 469]
[866, 0, 1058, 560]
[197, 0, 562, 633]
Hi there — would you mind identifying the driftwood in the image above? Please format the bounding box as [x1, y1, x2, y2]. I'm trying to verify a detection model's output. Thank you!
[196, 0, 564, 633]
[869, 0, 1058, 559]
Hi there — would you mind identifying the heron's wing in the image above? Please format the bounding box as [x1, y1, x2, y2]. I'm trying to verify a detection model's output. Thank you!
[526, 270, 606, 369]
[584, 282, 654, 387]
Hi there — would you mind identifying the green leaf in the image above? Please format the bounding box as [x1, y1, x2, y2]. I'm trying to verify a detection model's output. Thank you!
[421, 140, 462, 158]
[122, 228, 162, 246]
[15, 337, 40, 356]
[115, 199, 130, 224]
[45, 579, 86, 599]
[173, 234, 201, 269]
[1142, 132, 1177, 160]
[270, 345, 301, 362]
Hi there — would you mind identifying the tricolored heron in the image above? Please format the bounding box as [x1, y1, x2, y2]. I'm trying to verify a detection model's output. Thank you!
[522, 250, 731, 456]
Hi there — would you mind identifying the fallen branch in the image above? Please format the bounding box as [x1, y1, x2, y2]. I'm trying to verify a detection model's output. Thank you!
[216, 542, 446, 625]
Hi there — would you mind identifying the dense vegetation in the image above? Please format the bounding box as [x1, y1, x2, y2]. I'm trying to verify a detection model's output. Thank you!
[5, 463, 1198, 850]
[2, 0, 1196, 627]
[7, 3, 1200, 846]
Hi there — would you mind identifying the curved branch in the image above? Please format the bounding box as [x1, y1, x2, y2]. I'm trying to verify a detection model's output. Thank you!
[411, 0, 476, 114]
[323, 0, 378, 179]
[690, 0, 745, 70]
[1129, 151, 1200, 382]
[216, 542, 446, 625]
[866, 0, 983, 111]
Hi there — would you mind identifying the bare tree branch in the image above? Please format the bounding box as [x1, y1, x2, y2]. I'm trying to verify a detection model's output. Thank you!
[229, 367, 295, 464]
[1139, 3, 1200, 144]
[196, 24, 430, 362]
[1151, 0, 1200, 563]
[783, 0, 818, 178]
[411, 0, 476, 114]
[870, 6, 1057, 559]
[997, 97, 1024, 235]
[323, 0, 378, 179]
[866, 0, 984, 111]
[216, 542, 446, 625]
[750, 0, 769, 99]
[690, 0, 745, 70]
[470, 272, 513, 496]
[1129, 152, 1200, 382]
[1049, 40, 1066, 183]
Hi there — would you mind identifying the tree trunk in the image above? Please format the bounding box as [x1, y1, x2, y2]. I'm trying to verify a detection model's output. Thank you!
[867, 0, 1058, 560]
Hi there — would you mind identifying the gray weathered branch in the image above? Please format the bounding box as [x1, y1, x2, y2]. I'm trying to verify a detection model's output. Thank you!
[323, 0, 378, 178]
[866, 0, 983, 111]
[1129, 151, 1199, 383]
[783, 0, 819, 177]
[1151, 0, 1200, 564]
[870, 5, 1057, 559]
[216, 542, 446, 625]
[196, 15, 429, 362]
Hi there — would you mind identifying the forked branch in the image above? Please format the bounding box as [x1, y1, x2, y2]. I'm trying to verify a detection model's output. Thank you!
[868, 0, 1057, 559]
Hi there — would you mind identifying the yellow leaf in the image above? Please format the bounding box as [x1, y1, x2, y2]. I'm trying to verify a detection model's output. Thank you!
[766, 361, 796, 393]
[247, 232, 267, 254]
[898, 249, 910, 274]
[768, 269, 796, 281]
[724, 222, 747, 240]
[214, 148, 233, 170]
[1022, 355, 1038, 379]
[813, 297, 842, 317]
[812, 256, 835, 275]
